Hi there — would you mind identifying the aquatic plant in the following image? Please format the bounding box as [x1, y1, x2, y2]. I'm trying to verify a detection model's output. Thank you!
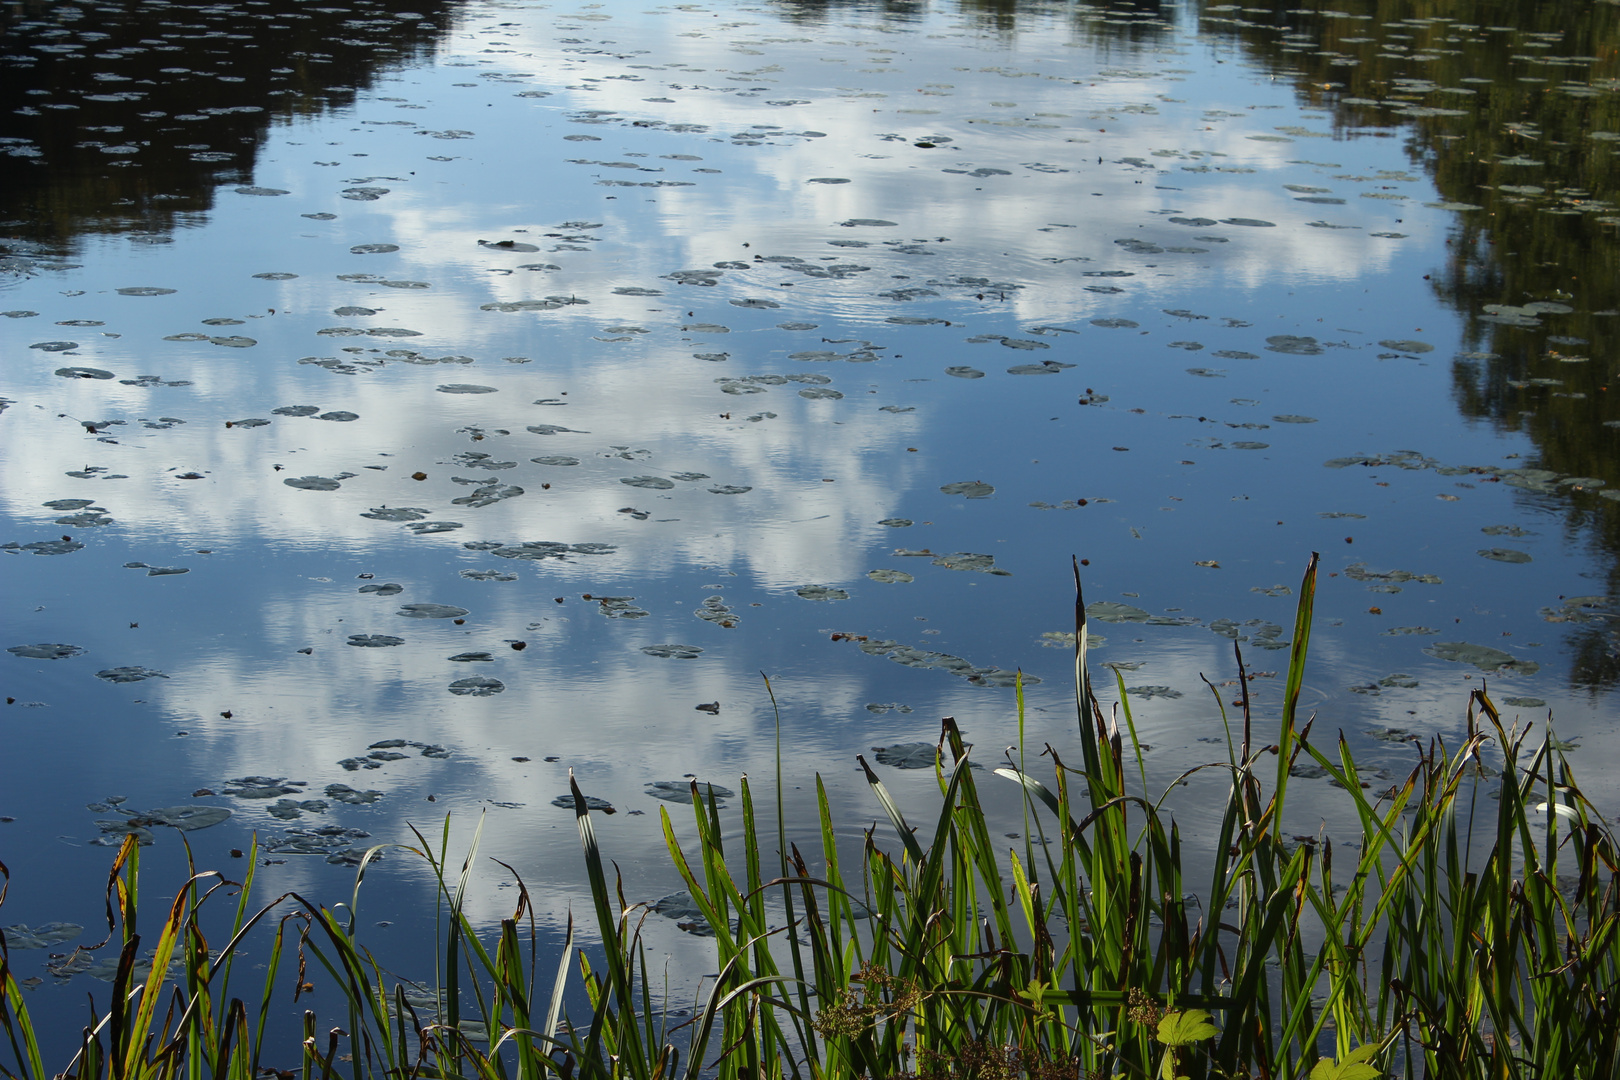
[4, 555, 1618, 1079]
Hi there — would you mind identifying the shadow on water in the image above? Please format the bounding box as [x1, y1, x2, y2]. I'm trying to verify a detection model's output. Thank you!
[1180, 0, 1620, 693]
[0, 0, 463, 250]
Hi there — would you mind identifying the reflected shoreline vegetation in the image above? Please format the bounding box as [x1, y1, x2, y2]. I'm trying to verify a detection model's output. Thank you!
[3, 0, 1620, 1065]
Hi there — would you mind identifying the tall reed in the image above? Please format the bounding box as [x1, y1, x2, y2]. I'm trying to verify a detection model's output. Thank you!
[3, 554, 1616, 1079]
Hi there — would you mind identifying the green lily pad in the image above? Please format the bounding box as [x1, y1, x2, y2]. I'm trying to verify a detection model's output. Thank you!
[1424, 642, 1539, 673]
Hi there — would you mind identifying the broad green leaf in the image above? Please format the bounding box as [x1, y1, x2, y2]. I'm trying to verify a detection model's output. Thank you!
[1157, 1008, 1216, 1047]
[1310, 1045, 1383, 1080]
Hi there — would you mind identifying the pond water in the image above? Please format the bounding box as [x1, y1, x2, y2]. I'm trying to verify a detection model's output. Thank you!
[4, 0, 1620, 1051]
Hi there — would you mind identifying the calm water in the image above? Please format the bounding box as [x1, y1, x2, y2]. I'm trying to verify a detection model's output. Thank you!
[4, 0, 1620, 1051]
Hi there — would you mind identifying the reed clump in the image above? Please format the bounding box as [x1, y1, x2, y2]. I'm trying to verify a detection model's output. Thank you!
[4, 554, 1617, 1080]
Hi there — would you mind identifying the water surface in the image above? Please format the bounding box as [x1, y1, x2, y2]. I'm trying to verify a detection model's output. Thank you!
[4, 0, 1620, 1050]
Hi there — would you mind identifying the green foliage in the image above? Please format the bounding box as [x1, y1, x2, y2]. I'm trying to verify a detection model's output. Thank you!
[4, 555, 1619, 1080]
[1310, 1043, 1383, 1080]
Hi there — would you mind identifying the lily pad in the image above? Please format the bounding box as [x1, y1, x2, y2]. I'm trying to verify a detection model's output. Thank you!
[1086, 601, 1150, 623]
[621, 475, 675, 490]
[1, 923, 83, 949]
[116, 287, 176, 297]
[358, 583, 404, 595]
[347, 634, 405, 647]
[272, 405, 321, 417]
[872, 743, 940, 769]
[940, 480, 994, 499]
[531, 456, 581, 466]
[708, 485, 752, 495]
[1377, 339, 1433, 353]
[437, 384, 498, 394]
[398, 603, 469, 619]
[1265, 335, 1323, 355]
[551, 793, 615, 812]
[325, 783, 383, 805]
[933, 552, 1010, 575]
[1478, 548, 1532, 564]
[650, 891, 713, 935]
[868, 569, 914, 583]
[9, 643, 85, 659]
[945, 366, 985, 378]
[1424, 641, 1540, 674]
[136, 805, 231, 831]
[448, 677, 505, 696]
[795, 585, 849, 601]
[361, 507, 428, 522]
[642, 644, 703, 659]
[645, 781, 735, 804]
[55, 366, 112, 378]
[317, 411, 359, 422]
[1125, 685, 1182, 699]
[95, 666, 168, 683]
[284, 476, 340, 491]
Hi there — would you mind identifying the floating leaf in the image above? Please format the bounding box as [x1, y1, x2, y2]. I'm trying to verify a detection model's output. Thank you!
[448, 677, 504, 696]
[645, 780, 735, 804]
[95, 666, 167, 683]
[1424, 641, 1539, 673]
[398, 603, 469, 619]
[1, 923, 83, 949]
[641, 644, 703, 659]
[872, 743, 940, 769]
[8, 643, 85, 660]
[796, 585, 849, 601]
